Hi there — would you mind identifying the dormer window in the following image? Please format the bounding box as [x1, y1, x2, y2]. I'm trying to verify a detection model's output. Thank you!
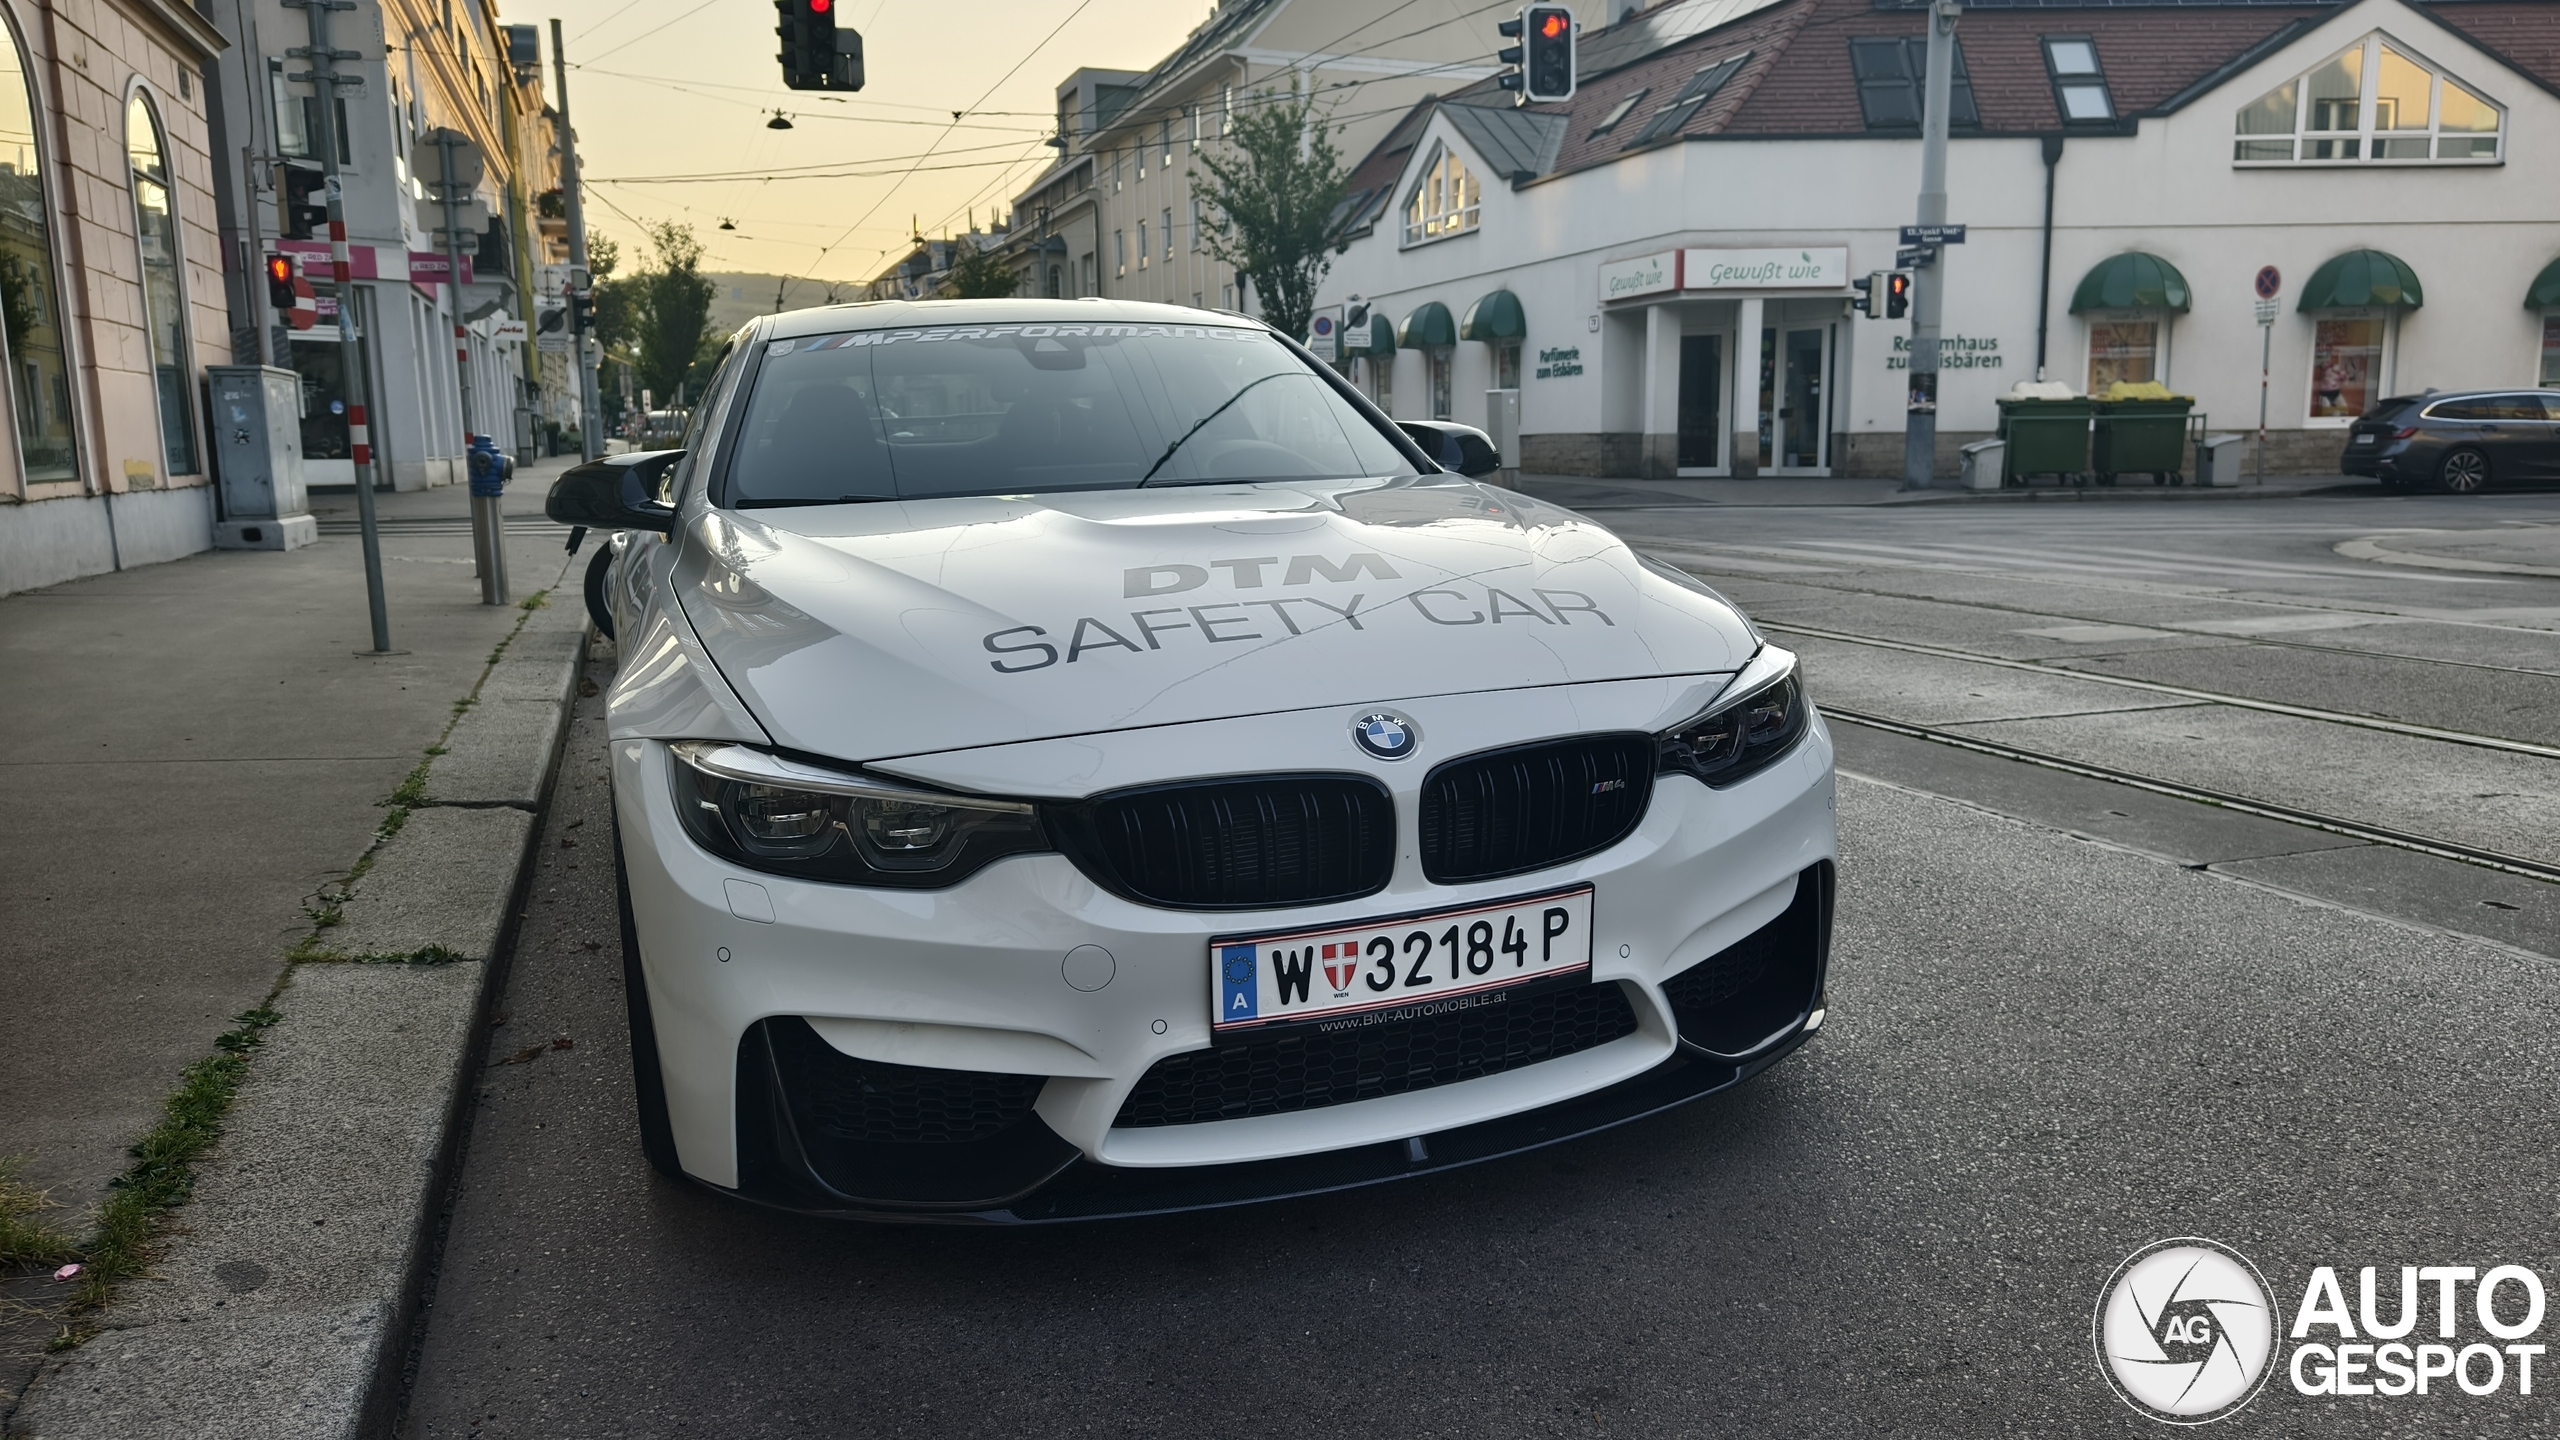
[1402, 144, 1479, 246]
[2235, 33, 2502, 164]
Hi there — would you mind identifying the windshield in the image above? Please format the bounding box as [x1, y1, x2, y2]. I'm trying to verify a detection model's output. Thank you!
[721, 321, 1417, 505]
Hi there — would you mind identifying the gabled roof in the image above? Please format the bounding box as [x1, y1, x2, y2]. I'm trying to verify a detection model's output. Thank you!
[1439, 101, 1572, 181]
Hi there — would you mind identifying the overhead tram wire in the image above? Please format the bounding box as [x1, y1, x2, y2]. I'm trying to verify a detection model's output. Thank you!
[789, 0, 1096, 291]
[583, 0, 723, 65]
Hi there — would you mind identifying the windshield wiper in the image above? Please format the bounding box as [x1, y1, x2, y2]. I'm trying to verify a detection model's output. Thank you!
[1138, 373, 1290, 484]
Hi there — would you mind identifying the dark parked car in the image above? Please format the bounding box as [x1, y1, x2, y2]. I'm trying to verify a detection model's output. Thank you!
[2343, 389, 2560, 493]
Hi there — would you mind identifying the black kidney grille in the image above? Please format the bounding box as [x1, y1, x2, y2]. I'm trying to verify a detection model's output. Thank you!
[765, 1015, 1042, 1146]
[1115, 981, 1638, 1128]
[1419, 734, 1656, 884]
[1051, 775, 1394, 910]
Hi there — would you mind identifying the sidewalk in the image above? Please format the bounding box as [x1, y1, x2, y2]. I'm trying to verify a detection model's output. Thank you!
[0, 459, 586, 1419]
[1507, 472, 2372, 510]
[2336, 523, 2560, 577]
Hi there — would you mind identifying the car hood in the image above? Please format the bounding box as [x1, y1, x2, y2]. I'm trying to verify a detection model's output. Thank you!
[672, 477, 1756, 762]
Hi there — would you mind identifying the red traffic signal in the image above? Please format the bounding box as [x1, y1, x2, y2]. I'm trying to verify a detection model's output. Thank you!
[264, 254, 318, 330]
[1885, 270, 1912, 320]
[1538, 10, 1567, 38]
[1523, 5, 1575, 102]
[776, 0, 860, 91]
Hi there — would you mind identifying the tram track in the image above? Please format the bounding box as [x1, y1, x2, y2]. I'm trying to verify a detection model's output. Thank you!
[1760, 620, 2560, 762]
[1819, 707, 2560, 886]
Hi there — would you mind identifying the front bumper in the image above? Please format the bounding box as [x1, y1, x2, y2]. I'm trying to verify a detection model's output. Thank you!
[612, 699, 1838, 1219]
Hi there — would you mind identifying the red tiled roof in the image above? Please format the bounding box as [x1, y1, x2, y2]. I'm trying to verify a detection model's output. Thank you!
[2419, 2, 2560, 97]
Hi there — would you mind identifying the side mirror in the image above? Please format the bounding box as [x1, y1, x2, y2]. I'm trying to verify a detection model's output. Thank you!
[1396, 420, 1502, 478]
[547, 450, 683, 535]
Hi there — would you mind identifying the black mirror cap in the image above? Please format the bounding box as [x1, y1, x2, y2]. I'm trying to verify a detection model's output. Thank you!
[1395, 421, 1503, 477]
[546, 450, 682, 535]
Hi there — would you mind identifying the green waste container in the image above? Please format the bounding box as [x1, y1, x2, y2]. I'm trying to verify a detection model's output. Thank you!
[1997, 396, 2093, 487]
[2092, 398, 2195, 485]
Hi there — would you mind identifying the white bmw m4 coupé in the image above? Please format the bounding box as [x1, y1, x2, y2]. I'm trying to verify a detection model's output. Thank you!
[549, 299, 1836, 1222]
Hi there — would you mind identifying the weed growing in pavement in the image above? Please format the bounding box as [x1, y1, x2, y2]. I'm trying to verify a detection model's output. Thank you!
[46, 1006, 281, 1347]
[0, 1159, 75, 1269]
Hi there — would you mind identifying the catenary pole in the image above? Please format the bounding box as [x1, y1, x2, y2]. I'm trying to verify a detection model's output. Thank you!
[285, 0, 391, 650]
[435, 131, 507, 604]
[1901, 0, 1959, 490]
[550, 19, 604, 461]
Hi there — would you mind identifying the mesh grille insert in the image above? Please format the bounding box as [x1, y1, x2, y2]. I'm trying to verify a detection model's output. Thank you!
[1115, 981, 1638, 1128]
[1050, 774, 1394, 910]
[766, 1015, 1042, 1146]
[1419, 734, 1656, 884]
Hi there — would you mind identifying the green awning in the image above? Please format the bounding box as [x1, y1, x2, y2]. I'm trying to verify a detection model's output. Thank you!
[2527, 257, 2560, 309]
[1358, 312, 1396, 355]
[2298, 249, 2423, 311]
[1459, 289, 1526, 341]
[2068, 252, 2191, 314]
[1398, 300, 1456, 348]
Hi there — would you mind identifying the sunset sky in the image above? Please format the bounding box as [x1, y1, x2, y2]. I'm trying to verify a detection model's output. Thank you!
[536, 0, 1216, 288]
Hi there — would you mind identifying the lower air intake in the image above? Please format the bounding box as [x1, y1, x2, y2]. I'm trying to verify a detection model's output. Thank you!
[1115, 980, 1639, 1128]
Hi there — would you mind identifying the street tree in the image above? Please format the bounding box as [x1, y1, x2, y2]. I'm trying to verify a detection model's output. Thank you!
[1192, 81, 1348, 343]
[630, 221, 719, 404]
[939, 241, 1019, 299]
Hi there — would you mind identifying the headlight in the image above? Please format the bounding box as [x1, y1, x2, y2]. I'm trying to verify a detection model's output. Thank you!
[1656, 646, 1811, 788]
[669, 741, 1048, 888]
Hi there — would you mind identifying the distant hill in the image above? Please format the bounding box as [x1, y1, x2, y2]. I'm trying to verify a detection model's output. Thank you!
[704, 273, 864, 335]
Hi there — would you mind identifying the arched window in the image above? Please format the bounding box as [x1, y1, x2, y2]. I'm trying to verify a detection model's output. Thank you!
[0, 28, 75, 484]
[129, 92, 196, 476]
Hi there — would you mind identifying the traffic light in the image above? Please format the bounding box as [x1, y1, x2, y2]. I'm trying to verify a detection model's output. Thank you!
[280, 167, 328, 239]
[776, 0, 862, 91]
[1525, 5, 1575, 102]
[1497, 5, 1574, 103]
[1885, 270, 1912, 319]
[1849, 272, 1881, 317]
[265, 255, 317, 330]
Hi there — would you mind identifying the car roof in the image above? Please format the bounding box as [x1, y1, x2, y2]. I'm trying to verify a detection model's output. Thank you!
[747, 297, 1275, 343]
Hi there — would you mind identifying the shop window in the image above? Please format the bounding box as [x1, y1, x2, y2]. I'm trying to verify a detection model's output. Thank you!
[2235, 33, 2501, 164]
[1427, 350, 1452, 420]
[1402, 144, 1479, 247]
[2042, 37, 2112, 122]
[1371, 355, 1393, 414]
[1629, 53, 1747, 148]
[2541, 316, 2560, 388]
[127, 93, 196, 476]
[1849, 36, 1979, 130]
[2309, 316, 2386, 419]
[2087, 318, 2158, 393]
[1588, 88, 1648, 140]
[0, 32, 75, 485]
[1496, 342, 1521, 390]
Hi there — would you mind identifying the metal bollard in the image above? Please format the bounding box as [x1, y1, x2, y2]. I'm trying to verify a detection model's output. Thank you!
[466, 434, 516, 605]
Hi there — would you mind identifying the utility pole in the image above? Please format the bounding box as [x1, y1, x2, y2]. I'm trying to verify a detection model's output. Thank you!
[283, 0, 391, 651]
[1901, 0, 1959, 491]
[550, 19, 604, 462]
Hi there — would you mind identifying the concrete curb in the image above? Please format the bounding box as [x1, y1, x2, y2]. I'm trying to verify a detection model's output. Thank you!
[12, 561, 586, 1440]
[2334, 533, 2560, 578]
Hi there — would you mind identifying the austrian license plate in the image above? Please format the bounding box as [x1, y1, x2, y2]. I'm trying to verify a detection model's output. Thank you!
[2350, 434, 2375, 446]
[1212, 887, 1595, 1033]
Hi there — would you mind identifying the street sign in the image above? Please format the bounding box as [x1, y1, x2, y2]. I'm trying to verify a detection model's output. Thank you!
[2254, 299, 2279, 324]
[1899, 224, 1966, 246]
[1896, 245, 1937, 269]
[2254, 264, 2282, 300]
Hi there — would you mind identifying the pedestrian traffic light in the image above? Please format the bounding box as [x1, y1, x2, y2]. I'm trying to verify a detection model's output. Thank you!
[1885, 270, 1912, 319]
[1496, 5, 1575, 104]
[775, 0, 862, 91]
[265, 254, 317, 330]
[280, 167, 328, 240]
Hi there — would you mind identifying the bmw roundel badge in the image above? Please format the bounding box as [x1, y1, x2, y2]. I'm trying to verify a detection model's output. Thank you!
[1351, 710, 1419, 761]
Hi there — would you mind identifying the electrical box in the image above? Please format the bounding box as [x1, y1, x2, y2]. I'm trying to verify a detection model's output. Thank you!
[208, 365, 318, 551]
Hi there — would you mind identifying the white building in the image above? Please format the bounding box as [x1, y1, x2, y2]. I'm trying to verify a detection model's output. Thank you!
[1316, 0, 2560, 478]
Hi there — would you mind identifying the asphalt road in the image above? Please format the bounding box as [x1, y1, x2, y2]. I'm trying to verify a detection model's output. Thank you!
[397, 488, 2560, 1438]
